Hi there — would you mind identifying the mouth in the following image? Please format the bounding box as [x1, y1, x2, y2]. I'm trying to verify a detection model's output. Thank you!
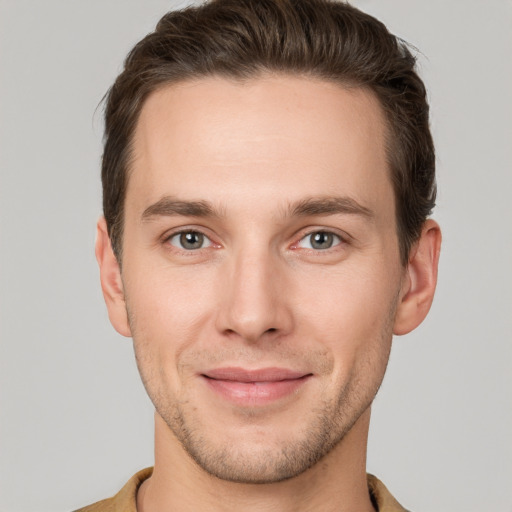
[200, 367, 313, 405]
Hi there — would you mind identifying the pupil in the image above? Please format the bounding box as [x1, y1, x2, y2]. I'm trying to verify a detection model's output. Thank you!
[311, 232, 333, 249]
[180, 232, 203, 249]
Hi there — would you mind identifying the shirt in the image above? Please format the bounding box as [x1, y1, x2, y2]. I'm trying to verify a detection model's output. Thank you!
[74, 468, 409, 511]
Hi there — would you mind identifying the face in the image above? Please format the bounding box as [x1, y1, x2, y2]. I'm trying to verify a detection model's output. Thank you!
[114, 76, 407, 483]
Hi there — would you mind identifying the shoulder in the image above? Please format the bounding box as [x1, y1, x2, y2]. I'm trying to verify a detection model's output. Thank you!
[367, 474, 411, 512]
[73, 467, 153, 512]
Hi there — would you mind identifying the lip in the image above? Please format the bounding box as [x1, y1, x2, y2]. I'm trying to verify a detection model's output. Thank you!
[201, 367, 312, 405]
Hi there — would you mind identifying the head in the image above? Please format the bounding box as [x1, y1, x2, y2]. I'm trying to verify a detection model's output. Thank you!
[96, 0, 441, 485]
[102, 0, 436, 266]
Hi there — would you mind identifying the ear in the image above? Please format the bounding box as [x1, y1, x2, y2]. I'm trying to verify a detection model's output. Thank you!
[95, 217, 132, 337]
[394, 219, 442, 336]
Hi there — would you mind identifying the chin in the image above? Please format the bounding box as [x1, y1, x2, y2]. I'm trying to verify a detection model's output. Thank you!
[161, 395, 365, 484]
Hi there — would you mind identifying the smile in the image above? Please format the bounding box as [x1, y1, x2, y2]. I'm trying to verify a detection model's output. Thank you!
[201, 367, 313, 405]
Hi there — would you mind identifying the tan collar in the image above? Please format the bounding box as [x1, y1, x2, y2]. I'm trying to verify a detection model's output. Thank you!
[74, 467, 409, 512]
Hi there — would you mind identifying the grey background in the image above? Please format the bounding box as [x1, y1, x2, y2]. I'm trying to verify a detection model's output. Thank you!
[1, 1, 511, 511]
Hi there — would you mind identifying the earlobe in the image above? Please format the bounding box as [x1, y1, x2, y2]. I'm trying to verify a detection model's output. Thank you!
[95, 217, 132, 337]
[393, 219, 442, 336]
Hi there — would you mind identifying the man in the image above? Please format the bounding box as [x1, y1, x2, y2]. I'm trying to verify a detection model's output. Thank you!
[79, 0, 441, 510]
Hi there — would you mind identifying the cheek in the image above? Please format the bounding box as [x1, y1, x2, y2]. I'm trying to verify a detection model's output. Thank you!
[295, 262, 399, 369]
[124, 260, 216, 333]
[123, 262, 219, 388]
[299, 260, 398, 323]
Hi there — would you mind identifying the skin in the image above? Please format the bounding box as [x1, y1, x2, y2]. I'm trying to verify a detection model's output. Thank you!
[96, 75, 441, 512]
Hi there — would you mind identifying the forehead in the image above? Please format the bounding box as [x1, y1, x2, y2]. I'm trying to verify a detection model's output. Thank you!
[127, 75, 392, 219]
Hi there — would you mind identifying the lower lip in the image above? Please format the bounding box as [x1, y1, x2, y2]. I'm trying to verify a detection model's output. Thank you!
[203, 375, 311, 405]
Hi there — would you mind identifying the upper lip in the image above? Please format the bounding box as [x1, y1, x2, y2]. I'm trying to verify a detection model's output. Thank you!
[202, 367, 310, 382]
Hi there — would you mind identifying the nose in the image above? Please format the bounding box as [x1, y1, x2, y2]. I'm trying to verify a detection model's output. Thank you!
[215, 248, 293, 343]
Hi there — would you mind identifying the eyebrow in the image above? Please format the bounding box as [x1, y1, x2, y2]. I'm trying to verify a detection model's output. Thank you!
[142, 197, 222, 221]
[141, 195, 373, 221]
[290, 196, 374, 219]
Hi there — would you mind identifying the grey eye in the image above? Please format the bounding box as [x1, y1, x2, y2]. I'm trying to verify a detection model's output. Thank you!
[298, 231, 341, 250]
[169, 231, 211, 250]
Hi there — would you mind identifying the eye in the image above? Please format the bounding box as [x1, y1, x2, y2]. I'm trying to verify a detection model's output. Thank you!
[168, 230, 212, 250]
[297, 231, 342, 250]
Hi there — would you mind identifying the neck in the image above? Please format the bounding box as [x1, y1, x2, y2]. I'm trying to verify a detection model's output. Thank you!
[137, 410, 376, 512]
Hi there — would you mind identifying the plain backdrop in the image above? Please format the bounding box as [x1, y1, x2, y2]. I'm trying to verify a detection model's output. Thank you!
[1, 1, 511, 511]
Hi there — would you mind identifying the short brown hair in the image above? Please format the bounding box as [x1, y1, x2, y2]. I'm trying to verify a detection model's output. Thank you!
[102, 0, 436, 264]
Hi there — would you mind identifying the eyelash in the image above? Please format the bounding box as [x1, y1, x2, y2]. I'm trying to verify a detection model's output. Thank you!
[166, 230, 214, 251]
[164, 228, 347, 253]
[294, 230, 344, 251]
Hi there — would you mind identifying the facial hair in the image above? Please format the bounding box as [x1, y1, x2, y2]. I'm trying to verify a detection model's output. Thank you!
[129, 299, 397, 484]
